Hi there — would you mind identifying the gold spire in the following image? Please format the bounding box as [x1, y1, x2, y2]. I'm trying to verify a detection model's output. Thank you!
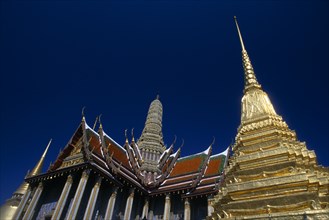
[81, 106, 86, 122]
[234, 17, 277, 122]
[14, 139, 52, 195]
[234, 16, 261, 92]
[29, 139, 52, 176]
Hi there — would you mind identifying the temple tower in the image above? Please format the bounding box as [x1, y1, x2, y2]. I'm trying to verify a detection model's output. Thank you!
[0, 140, 51, 220]
[137, 95, 166, 179]
[210, 17, 329, 219]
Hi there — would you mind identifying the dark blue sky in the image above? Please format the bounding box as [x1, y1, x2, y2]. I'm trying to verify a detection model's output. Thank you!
[0, 0, 328, 205]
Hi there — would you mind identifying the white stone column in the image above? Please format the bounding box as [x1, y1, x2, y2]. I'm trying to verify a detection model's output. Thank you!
[104, 187, 118, 220]
[51, 175, 73, 220]
[22, 182, 44, 220]
[141, 198, 149, 219]
[13, 187, 32, 220]
[83, 177, 102, 220]
[163, 194, 171, 220]
[184, 198, 191, 220]
[207, 196, 214, 217]
[65, 170, 90, 220]
[123, 188, 135, 220]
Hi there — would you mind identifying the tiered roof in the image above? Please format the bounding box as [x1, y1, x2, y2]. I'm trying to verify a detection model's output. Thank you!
[27, 114, 229, 198]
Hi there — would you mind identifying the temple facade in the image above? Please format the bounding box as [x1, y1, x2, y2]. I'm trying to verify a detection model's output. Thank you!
[1, 95, 228, 220]
[1, 18, 328, 220]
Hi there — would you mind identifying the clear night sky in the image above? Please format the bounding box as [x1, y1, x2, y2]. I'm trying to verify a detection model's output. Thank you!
[0, 0, 328, 205]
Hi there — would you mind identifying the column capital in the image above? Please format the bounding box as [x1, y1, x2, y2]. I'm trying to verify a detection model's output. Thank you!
[82, 170, 90, 179]
[67, 175, 73, 184]
[38, 181, 44, 189]
[111, 187, 119, 197]
[185, 198, 190, 205]
[95, 177, 102, 188]
[129, 188, 135, 196]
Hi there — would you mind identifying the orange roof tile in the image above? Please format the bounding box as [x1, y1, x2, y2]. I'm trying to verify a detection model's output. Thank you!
[169, 154, 207, 177]
[204, 155, 226, 177]
[104, 135, 130, 168]
[86, 129, 102, 157]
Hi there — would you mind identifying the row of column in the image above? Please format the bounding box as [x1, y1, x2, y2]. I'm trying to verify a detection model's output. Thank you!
[14, 170, 214, 220]
[145, 195, 214, 220]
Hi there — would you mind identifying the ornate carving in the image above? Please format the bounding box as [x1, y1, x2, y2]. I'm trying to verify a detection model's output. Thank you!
[241, 89, 276, 122]
[60, 158, 84, 168]
[137, 97, 166, 175]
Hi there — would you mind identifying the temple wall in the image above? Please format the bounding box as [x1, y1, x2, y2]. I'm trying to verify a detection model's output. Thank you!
[14, 170, 212, 220]
[75, 172, 95, 219]
[93, 180, 113, 218]
[190, 197, 207, 220]
[32, 177, 64, 219]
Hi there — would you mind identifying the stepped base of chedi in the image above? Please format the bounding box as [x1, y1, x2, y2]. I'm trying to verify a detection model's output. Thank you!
[209, 17, 329, 220]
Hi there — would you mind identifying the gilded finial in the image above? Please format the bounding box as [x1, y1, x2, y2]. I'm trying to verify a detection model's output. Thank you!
[82, 106, 86, 117]
[29, 139, 52, 177]
[131, 128, 135, 142]
[99, 114, 103, 129]
[171, 135, 177, 146]
[99, 114, 102, 124]
[42, 139, 52, 158]
[81, 106, 86, 121]
[234, 16, 245, 51]
[179, 139, 185, 149]
[210, 136, 216, 147]
[233, 16, 261, 91]
[93, 116, 99, 130]
[125, 129, 128, 143]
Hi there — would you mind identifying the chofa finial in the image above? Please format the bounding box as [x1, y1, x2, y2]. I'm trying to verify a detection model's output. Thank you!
[81, 106, 86, 117]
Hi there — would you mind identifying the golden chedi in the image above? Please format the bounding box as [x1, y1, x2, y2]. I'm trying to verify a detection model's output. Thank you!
[210, 17, 329, 219]
[0, 140, 51, 220]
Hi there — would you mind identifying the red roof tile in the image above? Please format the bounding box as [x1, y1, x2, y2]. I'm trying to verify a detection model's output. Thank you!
[104, 135, 130, 168]
[169, 154, 207, 177]
[204, 154, 226, 177]
[86, 129, 102, 157]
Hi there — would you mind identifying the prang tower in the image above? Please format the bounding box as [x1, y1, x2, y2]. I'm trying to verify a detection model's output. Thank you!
[137, 95, 166, 181]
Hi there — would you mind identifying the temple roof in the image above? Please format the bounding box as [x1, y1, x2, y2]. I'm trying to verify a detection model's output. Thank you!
[26, 97, 229, 198]
[30, 116, 229, 198]
[168, 147, 211, 177]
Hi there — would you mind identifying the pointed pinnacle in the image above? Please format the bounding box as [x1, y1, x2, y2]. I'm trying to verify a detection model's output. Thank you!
[42, 139, 52, 158]
[234, 16, 261, 91]
[234, 16, 246, 51]
[131, 128, 135, 142]
[125, 129, 129, 143]
[93, 116, 99, 130]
